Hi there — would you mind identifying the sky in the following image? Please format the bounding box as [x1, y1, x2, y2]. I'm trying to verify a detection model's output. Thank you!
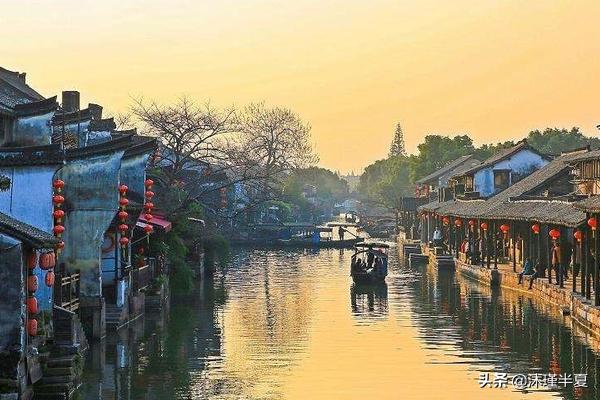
[3, 0, 600, 173]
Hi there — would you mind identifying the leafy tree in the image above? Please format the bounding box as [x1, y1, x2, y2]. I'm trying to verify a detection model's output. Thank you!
[527, 127, 600, 154]
[282, 167, 349, 220]
[389, 123, 406, 157]
[411, 135, 475, 181]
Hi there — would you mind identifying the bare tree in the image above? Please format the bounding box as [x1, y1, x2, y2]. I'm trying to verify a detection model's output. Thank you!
[234, 102, 318, 176]
[132, 97, 236, 186]
[128, 98, 317, 218]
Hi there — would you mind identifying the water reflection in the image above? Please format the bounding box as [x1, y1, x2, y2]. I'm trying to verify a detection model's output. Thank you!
[76, 247, 600, 399]
[350, 282, 388, 320]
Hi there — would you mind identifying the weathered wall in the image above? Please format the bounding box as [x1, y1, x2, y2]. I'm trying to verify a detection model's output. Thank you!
[58, 151, 124, 297]
[0, 235, 25, 372]
[87, 130, 112, 146]
[474, 150, 548, 197]
[13, 111, 55, 146]
[0, 165, 58, 310]
[120, 153, 149, 200]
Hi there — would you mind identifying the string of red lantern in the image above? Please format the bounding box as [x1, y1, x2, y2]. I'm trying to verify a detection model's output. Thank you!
[118, 184, 130, 248]
[26, 250, 38, 336]
[144, 179, 155, 235]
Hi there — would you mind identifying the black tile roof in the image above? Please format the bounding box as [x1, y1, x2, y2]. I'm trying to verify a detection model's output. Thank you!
[422, 150, 589, 227]
[13, 96, 58, 117]
[0, 211, 59, 249]
[0, 67, 44, 110]
[574, 196, 600, 213]
[453, 140, 548, 178]
[124, 135, 158, 158]
[0, 144, 63, 166]
[89, 117, 117, 132]
[415, 155, 480, 185]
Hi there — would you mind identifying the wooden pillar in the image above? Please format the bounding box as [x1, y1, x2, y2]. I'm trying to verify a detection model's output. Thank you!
[547, 226, 553, 284]
[486, 221, 492, 269]
[511, 227, 517, 273]
[595, 213, 600, 306]
[585, 220, 596, 300]
[574, 231, 580, 293]
[493, 221, 498, 270]
[479, 220, 485, 268]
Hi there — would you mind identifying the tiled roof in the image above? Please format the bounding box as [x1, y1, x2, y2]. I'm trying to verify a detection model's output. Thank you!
[415, 155, 480, 185]
[574, 196, 600, 213]
[454, 140, 547, 178]
[429, 150, 589, 227]
[89, 117, 116, 132]
[0, 211, 59, 249]
[0, 67, 44, 110]
[0, 144, 63, 166]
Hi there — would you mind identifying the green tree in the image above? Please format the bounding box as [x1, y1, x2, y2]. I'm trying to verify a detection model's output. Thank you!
[527, 127, 600, 154]
[411, 135, 475, 181]
[389, 123, 407, 157]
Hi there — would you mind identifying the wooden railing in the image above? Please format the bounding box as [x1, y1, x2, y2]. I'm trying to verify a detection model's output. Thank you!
[132, 257, 156, 291]
[54, 272, 81, 312]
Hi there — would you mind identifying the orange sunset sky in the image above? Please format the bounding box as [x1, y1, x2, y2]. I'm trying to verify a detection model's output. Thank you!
[3, 0, 600, 173]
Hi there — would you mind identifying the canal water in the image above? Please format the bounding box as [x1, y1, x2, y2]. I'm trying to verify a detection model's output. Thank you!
[77, 245, 600, 399]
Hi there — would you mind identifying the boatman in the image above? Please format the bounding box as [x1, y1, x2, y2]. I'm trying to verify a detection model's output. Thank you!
[338, 226, 345, 241]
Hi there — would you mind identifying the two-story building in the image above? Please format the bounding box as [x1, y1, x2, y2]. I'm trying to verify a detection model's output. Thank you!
[451, 140, 549, 199]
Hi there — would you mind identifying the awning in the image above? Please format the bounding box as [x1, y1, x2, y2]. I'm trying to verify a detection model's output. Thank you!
[137, 214, 172, 233]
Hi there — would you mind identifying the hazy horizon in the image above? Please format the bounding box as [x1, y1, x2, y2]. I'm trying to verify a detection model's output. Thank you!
[3, 0, 600, 173]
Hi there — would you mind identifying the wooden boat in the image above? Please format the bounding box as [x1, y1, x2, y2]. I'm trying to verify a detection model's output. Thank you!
[350, 242, 390, 283]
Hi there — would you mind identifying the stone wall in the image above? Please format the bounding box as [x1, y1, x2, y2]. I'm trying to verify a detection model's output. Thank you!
[454, 259, 600, 339]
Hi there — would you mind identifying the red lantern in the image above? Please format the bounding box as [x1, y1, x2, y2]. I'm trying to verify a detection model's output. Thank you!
[145, 190, 155, 199]
[442, 216, 449, 225]
[144, 225, 154, 234]
[53, 179, 65, 190]
[27, 319, 38, 336]
[143, 202, 154, 211]
[53, 209, 65, 220]
[118, 224, 129, 232]
[118, 184, 128, 194]
[39, 253, 51, 270]
[45, 271, 55, 287]
[27, 252, 37, 270]
[119, 237, 129, 247]
[52, 195, 65, 206]
[26, 296, 38, 314]
[454, 219, 462, 227]
[119, 198, 129, 207]
[549, 229, 561, 240]
[118, 211, 129, 221]
[27, 276, 38, 292]
[53, 225, 65, 235]
[480, 222, 488, 231]
[144, 179, 154, 188]
[531, 224, 540, 234]
[144, 213, 154, 221]
[55, 241, 65, 250]
[588, 217, 597, 231]
[574, 230, 583, 242]
[500, 224, 510, 234]
[468, 220, 475, 227]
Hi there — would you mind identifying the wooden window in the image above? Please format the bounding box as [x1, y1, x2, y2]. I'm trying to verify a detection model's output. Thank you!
[494, 170, 510, 192]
